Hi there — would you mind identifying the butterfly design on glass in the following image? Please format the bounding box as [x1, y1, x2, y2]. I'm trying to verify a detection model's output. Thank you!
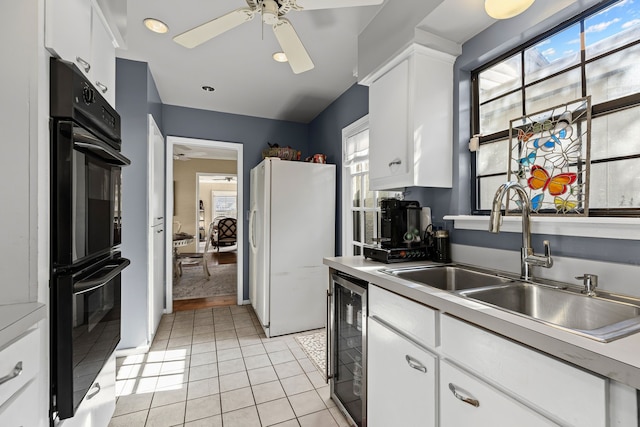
[518, 150, 536, 166]
[517, 129, 534, 143]
[526, 116, 573, 152]
[554, 196, 579, 213]
[516, 193, 544, 212]
[527, 165, 577, 196]
[546, 139, 582, 168]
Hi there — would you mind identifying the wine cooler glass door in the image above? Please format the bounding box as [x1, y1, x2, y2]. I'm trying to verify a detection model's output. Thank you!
[330, 274, 367, 427]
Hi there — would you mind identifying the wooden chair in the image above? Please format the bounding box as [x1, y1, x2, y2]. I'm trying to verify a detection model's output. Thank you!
[175, 222, 215, 280]
[212, 217, 237, 252]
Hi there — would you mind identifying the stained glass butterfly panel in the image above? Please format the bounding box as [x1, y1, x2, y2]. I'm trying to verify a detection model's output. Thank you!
[506, 96, 591, 216]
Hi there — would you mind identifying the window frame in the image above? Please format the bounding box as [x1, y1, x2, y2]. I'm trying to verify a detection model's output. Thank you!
[470, 0, 640, 217]
[341, 115, 401, 256]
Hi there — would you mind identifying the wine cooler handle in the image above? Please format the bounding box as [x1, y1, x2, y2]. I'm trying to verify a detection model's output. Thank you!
[325, 288, 333, 383]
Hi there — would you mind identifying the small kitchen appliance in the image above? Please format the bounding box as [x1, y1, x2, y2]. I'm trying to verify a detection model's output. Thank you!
[364, 198, 429, 263]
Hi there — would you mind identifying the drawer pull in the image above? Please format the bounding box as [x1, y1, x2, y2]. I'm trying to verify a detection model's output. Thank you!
[0, 361, 23, 386]
[95, 81, 108, 94]
[449, 383, 480, 407]
[87, 382, 101, 399]
[405, 355, 427, 373]
[76, 56, 91, 73]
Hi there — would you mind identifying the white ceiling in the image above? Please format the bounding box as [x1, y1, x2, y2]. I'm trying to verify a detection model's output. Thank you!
[115, 0, 497, 124]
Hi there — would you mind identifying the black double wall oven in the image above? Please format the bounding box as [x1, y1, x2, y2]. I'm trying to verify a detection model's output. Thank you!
[50, 58, 131, 421]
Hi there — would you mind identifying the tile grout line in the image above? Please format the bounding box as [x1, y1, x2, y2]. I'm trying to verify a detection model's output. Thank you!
[112, 305, 343, 427]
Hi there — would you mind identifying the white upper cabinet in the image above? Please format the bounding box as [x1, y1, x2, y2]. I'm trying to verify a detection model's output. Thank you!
[45, 0, 116, 106]
[45, 0, 92, 75]
[362, 44, 457, 190]
[90, 7, 116, 106]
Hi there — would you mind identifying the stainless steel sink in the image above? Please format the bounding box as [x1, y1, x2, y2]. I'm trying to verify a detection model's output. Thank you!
[459, 282, 640, 342]
[382, 265, 514, 291]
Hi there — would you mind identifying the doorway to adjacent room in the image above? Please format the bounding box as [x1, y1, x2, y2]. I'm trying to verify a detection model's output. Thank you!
[166, 136, 244, 312]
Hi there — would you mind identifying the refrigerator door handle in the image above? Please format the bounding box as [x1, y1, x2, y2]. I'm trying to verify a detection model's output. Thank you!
[249, 207, 257, 252]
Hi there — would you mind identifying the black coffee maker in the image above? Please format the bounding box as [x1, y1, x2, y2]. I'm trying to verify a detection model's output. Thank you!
[379, 199, 423, 248]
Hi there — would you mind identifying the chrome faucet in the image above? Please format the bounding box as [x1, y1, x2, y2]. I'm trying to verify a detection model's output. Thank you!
[489, 182, 553, 281]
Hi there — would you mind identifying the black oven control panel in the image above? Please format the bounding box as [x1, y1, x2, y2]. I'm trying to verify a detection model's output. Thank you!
[50, 58, 121, 149]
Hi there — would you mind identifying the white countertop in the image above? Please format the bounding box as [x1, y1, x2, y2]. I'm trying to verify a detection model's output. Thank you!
[324, 256, 640, 389]
[0, 302, 46, 349]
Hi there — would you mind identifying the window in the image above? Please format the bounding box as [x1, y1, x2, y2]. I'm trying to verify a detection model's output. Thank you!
[472, 0, 640, 216]
[212, 191, 237, 219]
[342, 116, 401, 255]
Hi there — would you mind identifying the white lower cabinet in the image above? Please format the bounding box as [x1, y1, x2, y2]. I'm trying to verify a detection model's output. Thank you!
[367, 317, 436, 427]
[58, 353, 116, 427]
[0, 379, 39, 427]
[440, 360, 557, 427]
[0, 328, 41, 427]
[440, 315, 607, 426]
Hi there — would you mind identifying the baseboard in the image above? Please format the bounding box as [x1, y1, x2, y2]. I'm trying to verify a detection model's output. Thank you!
[115, 344, 151, 357]
[241, 299, 251, 305]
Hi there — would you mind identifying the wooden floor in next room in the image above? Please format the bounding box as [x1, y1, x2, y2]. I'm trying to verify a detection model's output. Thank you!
[173, 250, 238, 312]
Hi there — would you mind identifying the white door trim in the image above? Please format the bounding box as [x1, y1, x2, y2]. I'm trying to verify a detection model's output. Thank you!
[165, 136, 244, 312]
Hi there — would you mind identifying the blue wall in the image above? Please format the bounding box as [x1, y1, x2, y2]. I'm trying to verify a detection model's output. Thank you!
[117, 58, 164, 349]
[308, 84, 369, 255]
[161, 105, 309, 300]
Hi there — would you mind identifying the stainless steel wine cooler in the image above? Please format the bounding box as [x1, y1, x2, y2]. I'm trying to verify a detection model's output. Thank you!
[327, 272, 368, 427]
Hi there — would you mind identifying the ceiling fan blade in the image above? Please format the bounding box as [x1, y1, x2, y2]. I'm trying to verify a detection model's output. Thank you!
[173, 8, 255, 48]
[272, 19, 314, 74]
[294, 0, 384, 10]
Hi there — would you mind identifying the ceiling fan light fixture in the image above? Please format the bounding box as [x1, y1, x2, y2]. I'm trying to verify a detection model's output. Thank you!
[485, 0, 535, 19]
[262, 0, 280, 25]
[272, 52, 288, 62]
[143, 18, 169, 34]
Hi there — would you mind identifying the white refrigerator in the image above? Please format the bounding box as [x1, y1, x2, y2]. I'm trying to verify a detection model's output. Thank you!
[249, 158, 336, 337]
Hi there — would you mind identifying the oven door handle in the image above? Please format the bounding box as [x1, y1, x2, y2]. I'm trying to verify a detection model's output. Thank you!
[73, 130, 131, 166]
[73, 258, 130, 295]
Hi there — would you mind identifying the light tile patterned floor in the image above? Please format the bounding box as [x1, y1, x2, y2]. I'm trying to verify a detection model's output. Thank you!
[109, 305, 350, 427]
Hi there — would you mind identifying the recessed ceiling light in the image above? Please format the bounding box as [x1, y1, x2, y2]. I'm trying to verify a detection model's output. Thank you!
[272, 52, 288, 63]
[143, 18, 169, 34]
[202, 85, 215, 92]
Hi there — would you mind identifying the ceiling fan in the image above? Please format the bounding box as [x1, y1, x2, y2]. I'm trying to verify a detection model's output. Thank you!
[173, 144, 208, 160]
[173, 0, 385, 74]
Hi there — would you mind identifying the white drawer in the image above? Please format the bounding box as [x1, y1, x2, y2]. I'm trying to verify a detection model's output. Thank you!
[440, 360, 557, 427]
[368, 284, 436, 349]
[0, 329, 39, 407]
[0, 378, 39, 427]
[59, 353, 116, 427]
[441, 315, 607, 426]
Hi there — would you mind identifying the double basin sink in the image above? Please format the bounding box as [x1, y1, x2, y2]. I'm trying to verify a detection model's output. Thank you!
[381, 265, 640, 342]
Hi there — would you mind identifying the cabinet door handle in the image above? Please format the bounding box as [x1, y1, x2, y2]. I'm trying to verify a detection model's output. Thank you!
[157, 228, 164, 233]
[388, 158, 402, 168]
[95, 81, 108, 94]
[76, 56, 91, 73]
[405, 355, 427, 373]
[0, 361, 22, 386]
[87, 382, 101, 399]
[448, 383, 480, 407]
